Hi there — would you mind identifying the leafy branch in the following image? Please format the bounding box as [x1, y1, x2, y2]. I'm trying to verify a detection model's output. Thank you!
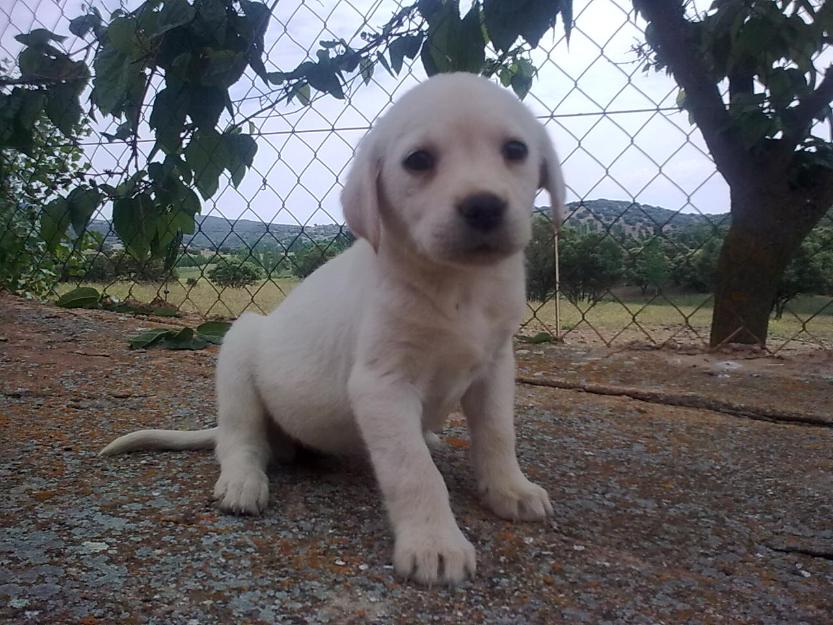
[2, 0, 572, 281]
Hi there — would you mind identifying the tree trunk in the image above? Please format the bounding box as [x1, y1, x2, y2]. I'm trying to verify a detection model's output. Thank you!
[710, 188, 824, 347]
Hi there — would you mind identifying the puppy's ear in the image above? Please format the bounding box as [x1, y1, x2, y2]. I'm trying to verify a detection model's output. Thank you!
[538, 127, 567, 231]
[341, 133, 382, 251]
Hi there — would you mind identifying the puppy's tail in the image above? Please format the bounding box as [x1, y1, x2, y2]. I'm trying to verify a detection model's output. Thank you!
[98, 427, 218, 456]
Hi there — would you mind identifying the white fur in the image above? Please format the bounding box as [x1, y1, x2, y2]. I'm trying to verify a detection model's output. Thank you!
[101, 72, 565, 586]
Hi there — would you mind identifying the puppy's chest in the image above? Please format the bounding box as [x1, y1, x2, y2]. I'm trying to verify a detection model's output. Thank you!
[409, 299, 512, 389]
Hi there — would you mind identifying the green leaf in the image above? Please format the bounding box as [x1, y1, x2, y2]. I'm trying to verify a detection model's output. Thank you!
[187, 86, 226, 129]
[377, 51, 394, 76]
[389, 36, 414, 74]
[150, 84, 188, 152]
[162, 153, 193, 185]
[154, 0, 196, 38]
[224, 133, 258, 187]
[239, 0, 271, 81]
[69, 13, 102, 38]
[266, 71, 285, 85]
[306, 64, 344, 99]
[160, 327, 208, 350]
[288, 82, 311, 105]
[337, 49, 361, 73]
[106, 17, 139, 55]
[561, 0, 572, 43]
[102, 121, 133, 142]
[18, 47, 45, 78]
[57, 287, 101, 309]
[91, 45, 134, 116]
[41, 197, 71, 251]
[153, 209, 184, 251]
[184, 130, 229, 199]
[239, 0, 271, 49]
[113, 193, 156, 258]
[163, 230, 183, 271]
[201, 50, 247, 87]
[359, 58, 374, 85]
[45, 83, 84, 136]
[14, 29, 66, 47]
[510, 58, 535, 99]
[67, 187, 102, 235]
[484, 0, 566, 52]
[457, 4, 487, 73]
[4, 89, 46, 154]
[128, 328, 175, 349]
[421, 2, 485, 75]
[197, 0, 228, 44]
[519, 331, 554, 344]
[195, 320, 231, 344]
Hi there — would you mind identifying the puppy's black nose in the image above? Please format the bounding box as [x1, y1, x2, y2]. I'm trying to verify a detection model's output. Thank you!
[457, 193, 507, 232]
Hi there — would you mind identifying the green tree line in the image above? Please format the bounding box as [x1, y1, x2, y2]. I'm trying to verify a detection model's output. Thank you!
[526, 214, 833, 319]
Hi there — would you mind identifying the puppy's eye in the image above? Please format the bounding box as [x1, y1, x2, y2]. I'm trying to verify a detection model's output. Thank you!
[403, 150, 435, 172]
[502, 140, 528, 162]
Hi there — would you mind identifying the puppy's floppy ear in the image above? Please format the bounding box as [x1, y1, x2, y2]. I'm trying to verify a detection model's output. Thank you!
[538, 126, 567, 231]
[341, 131, 382, 251]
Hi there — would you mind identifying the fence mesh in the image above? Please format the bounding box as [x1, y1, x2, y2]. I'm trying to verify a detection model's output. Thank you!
[1, 0, 831, 354]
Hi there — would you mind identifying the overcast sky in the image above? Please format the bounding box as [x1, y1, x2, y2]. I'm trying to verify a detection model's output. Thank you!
[1, 0, 733, 227]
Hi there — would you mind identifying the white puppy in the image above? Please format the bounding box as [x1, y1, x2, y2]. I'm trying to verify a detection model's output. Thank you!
[101, 72, 566, 586]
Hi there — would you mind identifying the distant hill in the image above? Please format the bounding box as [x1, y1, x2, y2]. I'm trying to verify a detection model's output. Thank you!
[89, 199, 730, 251]
[558, 199, 729, 239]
[88, 215, 347, 251]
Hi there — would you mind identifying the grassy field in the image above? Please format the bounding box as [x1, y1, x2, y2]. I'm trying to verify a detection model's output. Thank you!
[524, 291, 832, 349]
[58, 273, 833, 350]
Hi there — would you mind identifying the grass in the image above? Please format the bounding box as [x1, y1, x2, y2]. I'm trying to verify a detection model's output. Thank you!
[58, 270, 298, 319]
[57, 276, 833, 350]
[524, 291, 833, 349]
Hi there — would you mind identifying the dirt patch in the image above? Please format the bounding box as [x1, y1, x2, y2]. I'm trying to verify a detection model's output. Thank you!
[1, 292, 831, 624]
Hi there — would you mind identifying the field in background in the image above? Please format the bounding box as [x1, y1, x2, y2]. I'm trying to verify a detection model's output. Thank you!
[526, 292, 832, 350]
[57, 271, 833, 351]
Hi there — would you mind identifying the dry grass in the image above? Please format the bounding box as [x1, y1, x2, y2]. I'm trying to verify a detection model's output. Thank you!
[58, 274, 832, 350]
[523, 292, 833, 350]
[57, 271, 298, 319]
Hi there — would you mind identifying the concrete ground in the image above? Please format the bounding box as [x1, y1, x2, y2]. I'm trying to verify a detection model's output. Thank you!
[1, 293, 831, 624]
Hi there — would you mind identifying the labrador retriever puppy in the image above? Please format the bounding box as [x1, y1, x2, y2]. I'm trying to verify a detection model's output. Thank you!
[100, 72, 566, 586]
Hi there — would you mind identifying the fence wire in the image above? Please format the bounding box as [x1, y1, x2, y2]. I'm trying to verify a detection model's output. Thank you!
[1, 0, 831, 354]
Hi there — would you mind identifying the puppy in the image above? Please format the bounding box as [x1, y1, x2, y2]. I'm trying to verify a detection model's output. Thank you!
[101, 72, 566, 586]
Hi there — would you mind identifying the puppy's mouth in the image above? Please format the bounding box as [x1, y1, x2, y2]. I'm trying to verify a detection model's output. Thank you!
[447, 235, 520, 265]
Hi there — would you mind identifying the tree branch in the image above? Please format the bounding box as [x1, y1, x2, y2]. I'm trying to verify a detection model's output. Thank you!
[634, 0, 754, 187]
[784, 64, 833, 148]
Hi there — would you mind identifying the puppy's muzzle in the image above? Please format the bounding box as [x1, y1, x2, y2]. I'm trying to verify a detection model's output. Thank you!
[457, 192, 507, 232]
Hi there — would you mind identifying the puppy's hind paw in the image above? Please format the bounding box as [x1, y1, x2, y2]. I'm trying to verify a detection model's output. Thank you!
[213, 469, 269, 515]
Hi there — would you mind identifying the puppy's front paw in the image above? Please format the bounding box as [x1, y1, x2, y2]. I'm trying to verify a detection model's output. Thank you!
[481, 474, 553, 521]
[393, 524, 476, 586]
[213, 469, 269, 515]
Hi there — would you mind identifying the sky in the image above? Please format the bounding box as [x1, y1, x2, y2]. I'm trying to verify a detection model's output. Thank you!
[0, 0, 734, 227]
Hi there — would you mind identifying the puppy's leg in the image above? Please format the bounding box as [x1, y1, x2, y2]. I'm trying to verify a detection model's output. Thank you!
[349, 369, 476, 586]
[212, 322, 271, 515]
[462, 343, 553, 521]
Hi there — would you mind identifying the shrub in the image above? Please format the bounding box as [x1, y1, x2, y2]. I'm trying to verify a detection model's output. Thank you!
[81, 250, 176, 283]
[208, 261, 263, 288]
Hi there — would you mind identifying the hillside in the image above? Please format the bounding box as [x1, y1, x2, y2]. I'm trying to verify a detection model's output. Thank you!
[88, 216, 346, 251]
[558, 199, 729, 239]
[89, 199, 730, 250]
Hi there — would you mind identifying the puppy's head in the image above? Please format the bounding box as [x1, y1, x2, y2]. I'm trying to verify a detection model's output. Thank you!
[342, 72, 565, 266]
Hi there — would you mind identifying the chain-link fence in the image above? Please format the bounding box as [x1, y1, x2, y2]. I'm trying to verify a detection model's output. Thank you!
[2, 0, 831, 354]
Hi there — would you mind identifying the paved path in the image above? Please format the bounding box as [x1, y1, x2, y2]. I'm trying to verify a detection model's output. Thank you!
[1, 294, 831, 624]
